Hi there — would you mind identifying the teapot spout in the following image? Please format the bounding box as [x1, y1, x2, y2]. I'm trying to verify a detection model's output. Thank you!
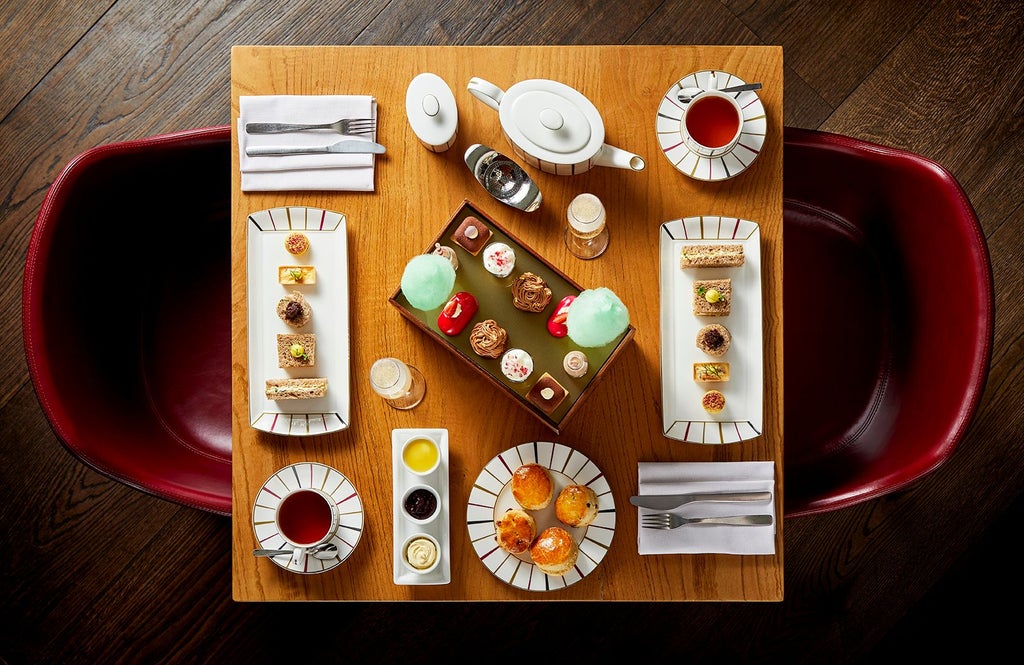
[594, 144, 646, 171]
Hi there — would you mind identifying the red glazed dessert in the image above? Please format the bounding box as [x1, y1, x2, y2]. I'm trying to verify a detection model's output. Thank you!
[546, 295, 576, 337]
[437, 291, 478, 336]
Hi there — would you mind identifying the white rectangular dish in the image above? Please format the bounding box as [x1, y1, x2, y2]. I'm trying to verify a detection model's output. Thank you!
[659, 216, 763, 443]
[392, 428, 451, 585]
[246, 206, 350, 435]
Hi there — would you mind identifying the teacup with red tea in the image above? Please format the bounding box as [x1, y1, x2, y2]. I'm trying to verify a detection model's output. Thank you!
[682, 91, 744, 157]
[275, 488, 340, 550]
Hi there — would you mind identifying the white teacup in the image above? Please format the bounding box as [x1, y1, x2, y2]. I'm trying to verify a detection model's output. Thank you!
[681, 90, 744, 158]
[274, 488, 340, 559]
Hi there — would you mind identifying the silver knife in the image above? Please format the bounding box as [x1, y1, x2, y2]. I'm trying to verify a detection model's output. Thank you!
[629, 491, 772, 510]
[246, 140, 386, 156]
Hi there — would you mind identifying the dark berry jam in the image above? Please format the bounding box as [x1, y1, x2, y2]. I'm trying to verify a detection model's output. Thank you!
[404, 488, 438, 521]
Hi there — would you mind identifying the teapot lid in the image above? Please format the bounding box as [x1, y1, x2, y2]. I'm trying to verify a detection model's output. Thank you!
[500, 79, 605, 164]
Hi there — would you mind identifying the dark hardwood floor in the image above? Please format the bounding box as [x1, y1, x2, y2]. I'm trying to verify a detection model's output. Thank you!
[3, 0, 1022, 662]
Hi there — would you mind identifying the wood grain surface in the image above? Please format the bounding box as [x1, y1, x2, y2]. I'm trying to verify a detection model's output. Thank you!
[2, 0, 1021, 660]
[230, 45, 784, 601]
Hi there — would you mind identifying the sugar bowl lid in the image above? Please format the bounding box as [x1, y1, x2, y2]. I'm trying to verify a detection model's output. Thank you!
[499, 79, 605, 164]
[406, 72, 458, 150]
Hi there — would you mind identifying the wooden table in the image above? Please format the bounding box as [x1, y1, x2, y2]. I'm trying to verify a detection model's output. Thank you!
[231, 45, 784, 601]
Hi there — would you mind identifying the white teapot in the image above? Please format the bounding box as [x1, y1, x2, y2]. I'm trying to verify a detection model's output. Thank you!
[467, 77, 645, 175]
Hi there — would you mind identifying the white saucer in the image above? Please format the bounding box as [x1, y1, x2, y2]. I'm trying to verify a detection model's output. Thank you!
[656, 70, 767, 181]
[252, 462, 364, 575]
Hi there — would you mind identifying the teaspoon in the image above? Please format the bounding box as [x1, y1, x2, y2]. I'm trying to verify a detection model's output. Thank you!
[677, 82, 763, 103]
[253, 543, 339, 560]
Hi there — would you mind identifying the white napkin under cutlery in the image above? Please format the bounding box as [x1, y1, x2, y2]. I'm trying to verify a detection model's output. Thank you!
[637, 461, 776, 555]
[238, 94, 378, 192]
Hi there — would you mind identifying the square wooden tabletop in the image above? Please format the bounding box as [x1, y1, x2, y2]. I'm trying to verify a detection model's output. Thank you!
[231, 44, 783, 601]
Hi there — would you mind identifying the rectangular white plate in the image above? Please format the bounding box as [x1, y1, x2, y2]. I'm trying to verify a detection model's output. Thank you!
[659, 216, 763, 443]
[246, 206, 350, 435]
[392, 428, 451, 585]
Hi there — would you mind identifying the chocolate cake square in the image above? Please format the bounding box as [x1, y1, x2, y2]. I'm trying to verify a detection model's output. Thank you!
[526, 372, 568, 415]
[451, 215, 492, 255]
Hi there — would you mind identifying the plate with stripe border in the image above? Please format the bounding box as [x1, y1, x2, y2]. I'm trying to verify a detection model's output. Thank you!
[467, 441, 615, 592]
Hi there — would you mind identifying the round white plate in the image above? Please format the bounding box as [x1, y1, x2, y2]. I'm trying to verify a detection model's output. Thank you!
[466, 441, 616, 592]
[656, 70, 767, 181]
[252, 462, 364, 575]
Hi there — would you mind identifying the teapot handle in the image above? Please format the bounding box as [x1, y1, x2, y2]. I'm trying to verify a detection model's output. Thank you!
[467, 77, 504, 112]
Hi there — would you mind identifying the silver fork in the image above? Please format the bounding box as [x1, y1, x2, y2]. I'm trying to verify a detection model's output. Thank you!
[641, 513, 773, 529]
[244, 117, 376, 135]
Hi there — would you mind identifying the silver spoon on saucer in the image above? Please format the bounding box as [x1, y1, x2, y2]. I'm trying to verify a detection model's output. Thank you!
[677, 82, 762, 103]
[253, 543, 339, 560]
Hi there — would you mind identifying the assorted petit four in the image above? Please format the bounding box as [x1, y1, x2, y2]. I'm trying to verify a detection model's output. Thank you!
[679, 243, 744, 269]
[500, 348, 534, 382]
[554, 484, 599, 528]
[265, 377, 327, 400]
[511, 272, 553, 312]
[482, 242, 516, 277]
[563, 350, 589, 378]
[278, 265, 316, 285]
[693, 362, 730, 382]
[277, 333, 316, 368]
[276, 290, 312, 328]
[469, 319, 508, 358]
[546, 295, 575, 337]
[701, 389, 726, 413]
[437, 291, 478, 336]
[432, 243, 459, 270]
[284, 232, 310, 256]
[451, 215, 492, 255]
[526, 372, 568, 414]
[696, 323, 731, 356]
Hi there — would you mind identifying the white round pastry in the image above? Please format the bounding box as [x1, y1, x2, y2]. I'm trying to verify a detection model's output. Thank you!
[500, 348, 534, 382]
[562, 350, 589, 378]
[482, 242, 516, 277]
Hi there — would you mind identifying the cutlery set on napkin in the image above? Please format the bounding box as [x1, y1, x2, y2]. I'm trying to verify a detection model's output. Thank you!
[634, 461, 776, 555]
[238, 95, 382, 192]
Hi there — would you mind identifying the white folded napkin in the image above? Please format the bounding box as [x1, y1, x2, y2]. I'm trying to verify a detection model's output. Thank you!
[238, 95, 378, 191]
[637, 461, 776, 555]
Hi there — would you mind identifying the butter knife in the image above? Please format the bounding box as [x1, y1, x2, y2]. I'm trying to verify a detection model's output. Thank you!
[629, 491, 772, 510]
[246, 140, 386, 156]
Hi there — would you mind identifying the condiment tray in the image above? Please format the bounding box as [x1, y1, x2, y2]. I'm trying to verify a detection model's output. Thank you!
[392, 428, 451, 585]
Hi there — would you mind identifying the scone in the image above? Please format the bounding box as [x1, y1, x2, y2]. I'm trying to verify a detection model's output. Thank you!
[511, 463, 553, 510]
[529, 526, 579, 576]
[494, 508, 538, 554]
[555, 484, 599, 528]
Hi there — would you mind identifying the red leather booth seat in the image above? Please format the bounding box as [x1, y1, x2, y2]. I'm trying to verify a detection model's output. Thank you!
[783, 128, 993, 516]
[23, 126, 233, 516]
[23, 126, 992, 518]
